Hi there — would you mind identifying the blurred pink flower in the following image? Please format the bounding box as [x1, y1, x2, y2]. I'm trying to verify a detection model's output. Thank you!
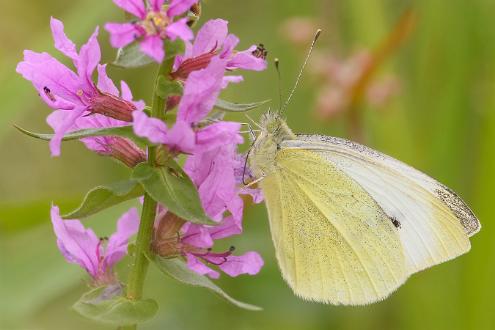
[311, 50, 399, 119]
[366, 75, 400, 107]
[51, 205, 139, 286]
[16, 18, 144, 156]
[279, 17, 319, 47]
[105, 0, 197, 62]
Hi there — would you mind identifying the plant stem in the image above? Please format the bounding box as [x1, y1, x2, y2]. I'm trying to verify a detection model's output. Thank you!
[122, 58, 174, 330]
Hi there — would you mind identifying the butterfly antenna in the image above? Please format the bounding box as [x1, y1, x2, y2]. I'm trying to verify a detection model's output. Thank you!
[275, 58, 283, 113]
[280, 29, 322, 114]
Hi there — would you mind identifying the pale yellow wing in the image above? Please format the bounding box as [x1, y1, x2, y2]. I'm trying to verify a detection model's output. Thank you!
[260, 148, 408, 305]
[283, 135, 480, 275]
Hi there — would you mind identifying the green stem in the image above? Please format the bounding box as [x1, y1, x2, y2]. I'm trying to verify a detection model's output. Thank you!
[122, 58, 174, 330]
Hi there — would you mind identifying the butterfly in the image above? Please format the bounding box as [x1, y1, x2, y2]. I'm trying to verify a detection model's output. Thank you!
[247, 30, 480, 305]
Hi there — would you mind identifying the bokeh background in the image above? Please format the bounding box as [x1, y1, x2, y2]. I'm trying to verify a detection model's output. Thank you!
[1, 0, 494, 329]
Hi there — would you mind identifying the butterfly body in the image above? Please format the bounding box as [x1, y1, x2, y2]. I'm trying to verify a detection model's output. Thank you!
[249, 112, 480, 305]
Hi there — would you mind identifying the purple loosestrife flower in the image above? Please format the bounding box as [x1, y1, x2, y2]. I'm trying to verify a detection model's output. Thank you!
[51, 206, 139, 286]
[153, 212, 263, 279]
[47, 65, 146, 166]
[184, 121, 245, 220]
[132, 56, 226, 153]
[16, 18, 144, 156]
[172, 19, 267, 81]
[105, 0, 197, 62]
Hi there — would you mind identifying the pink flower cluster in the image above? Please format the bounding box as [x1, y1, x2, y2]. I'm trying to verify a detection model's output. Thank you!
[17, 1, 267, 283]
[106, 0, 197, 62]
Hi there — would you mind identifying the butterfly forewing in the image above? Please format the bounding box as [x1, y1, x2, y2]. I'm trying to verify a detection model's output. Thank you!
[261, 148, 408, 305]
[282, 135, 479, 275]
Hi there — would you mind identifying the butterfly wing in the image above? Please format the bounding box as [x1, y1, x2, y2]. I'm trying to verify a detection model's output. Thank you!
[282, 135, 480, 275]
[260, 148, 408, 305]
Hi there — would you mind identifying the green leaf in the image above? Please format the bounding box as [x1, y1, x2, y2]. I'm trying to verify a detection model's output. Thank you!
[149, 255, 262, 311]
[156, 77, 183, 99]
[132, 161, 216, 225]
[64, 180, 144, 219]
[14, 125, 150, 148]
[113, 42, 154, 68]
[72, 285, 158, 326]
[215, 98, 271, 112]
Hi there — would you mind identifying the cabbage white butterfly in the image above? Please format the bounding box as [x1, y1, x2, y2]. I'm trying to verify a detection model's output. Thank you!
[248, 30, 480, 305]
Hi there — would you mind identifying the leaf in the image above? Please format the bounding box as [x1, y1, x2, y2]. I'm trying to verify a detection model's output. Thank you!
[14, 125, 150, 148]
[72, 285, 158, 326]
[215, 98, 271, 112]
[156, 77, 183, 99]
[113, 42, 154, 68]
[149, 255, 262, 311]
[132, 161, 216, 225]
[64, 180, 144, 219]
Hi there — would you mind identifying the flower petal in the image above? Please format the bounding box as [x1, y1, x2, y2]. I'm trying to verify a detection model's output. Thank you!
[192, 19, 228, 57]
[221, 75, 243, 89]
[149, 0, 165, 11]
[220, 34, 239, 58]
[97, 64, 119, 95]
[195, 121, 243, 152]
[77, 26, 100, 89]
[219, 251, 264, 277]
[132, 110, 168, 144]
[50, 205, 100, 277]
[104, 208, 140, 270]
[139, 35, 164, 63]
[181, 223, 214, 248]
[112, 0, 146, 19]
[50, 17, 78, 62]
[177, 56, 226, 124]
[184, 122, 243, 219]
[228, 45, 267, 71]
[16, 50, 82, 106]
[167, 0, 198, 17]
[185, 253, 220, 279]
[165, 120, 196, 153]
[208, 214, 242, 240]
[48, 106, 87, 156]
[105, 22, 139, 48]
[166, 18, 194, 41]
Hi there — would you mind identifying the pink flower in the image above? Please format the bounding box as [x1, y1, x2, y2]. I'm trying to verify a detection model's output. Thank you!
[47, 65, 146, 166]
[132, 56, 227, 152]
[177, 56, 227, 124]
[105, 0, 198, 62]
[172, 19, 267, 81]
[132, 110, 196, 154]
[184, 121, 245, 221]
[153, 212, 263, 279]
[16, 18, 144, 156]
[51, 205, 139, 286]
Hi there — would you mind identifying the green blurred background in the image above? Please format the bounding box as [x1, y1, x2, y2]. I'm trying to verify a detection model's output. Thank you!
[1, 0, 494, 329]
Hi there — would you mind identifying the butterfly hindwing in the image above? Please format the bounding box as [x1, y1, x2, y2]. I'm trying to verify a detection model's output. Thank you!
[261, 148, 408, 305]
